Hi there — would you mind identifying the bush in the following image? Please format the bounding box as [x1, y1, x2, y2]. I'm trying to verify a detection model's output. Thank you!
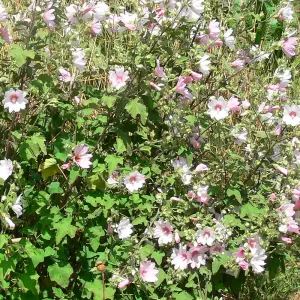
[0, 0, 299, 299]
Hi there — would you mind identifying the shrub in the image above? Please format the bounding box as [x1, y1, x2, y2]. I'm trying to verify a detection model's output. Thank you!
[0, 0, 299, 299]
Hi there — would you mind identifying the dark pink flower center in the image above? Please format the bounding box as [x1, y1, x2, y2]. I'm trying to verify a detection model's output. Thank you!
[289, 111, 297, 118]
[10, 94, 18, 103]
[181, 253, 188, 260]
[74, 154, 81, 162]
[162, 226, 171, 235]
[215, 104, 222, 111]
[191, 250, 199, 258]
[204, 231, 210, 238]
[129, 175, 137, 183]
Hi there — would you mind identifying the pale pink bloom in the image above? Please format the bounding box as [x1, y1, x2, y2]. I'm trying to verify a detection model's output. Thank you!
[140, 261, 159, 282]
[247, 236, 261, 253]
[73, 96, 81, 104]
[187, 190, 196, 199]
[0, 159, 13, 181]
[208, 20, 220, 40]
[235, 247, 245, 261]
[207, 96, 230, 120]
[279, 5, 294, 21]
[198, 34, 209, 45]
[171, 244, 190, 270]
[269, 193, 277, 201]
[214, 39, 223, 47]
[283, 105, 300, 126]
[61, 162, 72, 170]
[281, 236, 292, 244]
[250, 247, 267, 274]
[66, 4, 79, 24]
[195, 163, 209, 173]
[175, 76, 192, 99]
[196, 227, 215, 246]
[274, 124, 282, 136]
[231, 59, 245, 70]
[0, 3, 8, 22]
[0, 26, 12, 43]
[150, 82, 163, 91]
[199, 54, 211, 76]
[94, 1, 110, 21]
[118, 278, 131, 289]
[183, 76, 193, 84]
[109, 67, 129, 90]
[3, 89, 28, 113]
[114, 219, 133, 240]
[73, 145, 93, 169]
[232, 127, 248, 146]
[81, 2, 95, 21]
[258, 102, 266, 113]
[239, 261, 249, 270]
[175, 231, 181, 243]
[228, 96, 241, 111]
[194, 185, 210, 205]
[155, 8, 165, 17]
[3, 215, 15, 229]
[188, 245, 207, 268]
[295, 200, 300, 210]
[72, 48, 86, 72]
[153, 219, 174, 245]
[120, 12, 137, 31]
[267, 105, 281, 112]
[90, 19, 102, 36]
[210, 243, 225, 255]
[155, 59, 166, 78]
[190, 71, 202, 81]
[278, 203, 295, 218]
[123, 171, 146, 192]
[43, 8, 55, 29]
[282, 37, 298, 58]
[59, 68, 73, 83]
[275, 166, 288, 176]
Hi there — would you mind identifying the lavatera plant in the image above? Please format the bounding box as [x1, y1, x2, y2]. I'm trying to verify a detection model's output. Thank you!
[0, 0, 299, 299]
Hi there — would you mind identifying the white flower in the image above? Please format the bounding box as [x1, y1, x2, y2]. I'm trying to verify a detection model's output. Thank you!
[66, 4, 79, 24]
[3, 89, 28, 113]
[72, 48, 86, 72]
[224, 29, 235, 49]
[260, 112, 275, 124]
[280, 5, 294, 22]
[123, 171, 146, 192]
[275, 69, 291, 86]
[172, 157, 192, 185]
[114, 218, 133, 240]
[0, 159, 13, 181]
[214, 220, 232, 242]
[207, 96, 230, 120]
[3, 215, 15, 229]
[232, 127, 248, 146]
[12, 194, 23, 218]
[59, 68, 73, 82]
[250, 247, 267, 274]
[196, 227, 216, 246]
[94, 1, 110, 21]
[0, 2, 8, 22]
[283, 105, 300, 126]
[199, 54, 211, 76]
[171, 244, 190, 270]
[190, 0, 205, 15]
[109, 66, 129, 90]
[241, 99, 251, 109]
[153, 219, 174, 245]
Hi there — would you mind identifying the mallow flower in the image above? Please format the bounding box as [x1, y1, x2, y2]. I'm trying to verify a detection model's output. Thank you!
[109, 66, 129, 90]
[207, 96, 230, 120]
[0, 158, 13, 181]
[3, 89, 28, 113]
[73, 145, 93, 169]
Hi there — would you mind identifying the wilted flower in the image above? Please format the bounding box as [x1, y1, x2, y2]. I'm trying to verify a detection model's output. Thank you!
[155, 59, 166, 78]
[3, 89, 28, 113]
[12, 194, 23, 218]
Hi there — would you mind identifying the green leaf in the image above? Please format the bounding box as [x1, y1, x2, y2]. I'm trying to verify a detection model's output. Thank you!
[40, 158, 60, 180]
[48, 182, 63, 194]
[132, 216, 147, 225]
[53, 217, 77, 244]
[227, 188, 242, 204]
[0, 235, 8, 249]
[114, 138, 126, 154]
[104, 155, 123, 175]
[87, 226, 105, 252]
[102, 95, 117, 108]
[173, 291, 194, 300]
[151, 251, 165, 265]
[48, 263, 73, 288]
[18, 273, 40, 295]
[10, 44, 35, 67]
[140, 244, 155, 260]
[125, 98, 148, 124]
[240, 203, 265, 218]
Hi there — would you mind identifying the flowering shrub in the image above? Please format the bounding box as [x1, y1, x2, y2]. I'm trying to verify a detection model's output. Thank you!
[0, 0, 299, 299]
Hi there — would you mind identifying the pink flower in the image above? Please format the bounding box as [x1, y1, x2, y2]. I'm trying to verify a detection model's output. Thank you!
[155, 59, 166, 78]
[239, 261, 249, 270]
[155, 8, 165, 17]
[190, 137, 200, 149]
[0, 26, 12, 43]
[207, 96, 230, 120]
[123, 171, 146, 192]
[269, 193, 277, 201]
[153, 219, 174, 245]
[195, 163, 209, 173]
[281, 237, 292, 244]
[235, 247, 245, 260]
[43, 8, 55, 29]
[73, 96, 81, 104]
[278, 203, 295, 218]
[187, 190, 196, 199]
[73, 145, 93, 169]
[275, 166, 288, 176]
[175, 76, 192, 99]
[208, 20, 220, 40]
[171, 244, 190, 270]
[194, 186, 210, 205]
[140, 261, 159, 282]
[72, 48, 86, 72]
[59, 68, 73, 83]
[196, 227, 215, 246]
[274, 124, 282, 136]
[61, 162, 72, 170]
[188, 245, 207, 268]
[231, 59, 245, 70]
[190, 71, 202, 81]
[90, 19, 102, 36]
[109, 66, 129, 90]
[183, 76, 193, 84]
[228, 96, 241, 111]
[175, 231, 181, 243]
[118, 278, 131, 289]
[282, 37, 298, 58]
